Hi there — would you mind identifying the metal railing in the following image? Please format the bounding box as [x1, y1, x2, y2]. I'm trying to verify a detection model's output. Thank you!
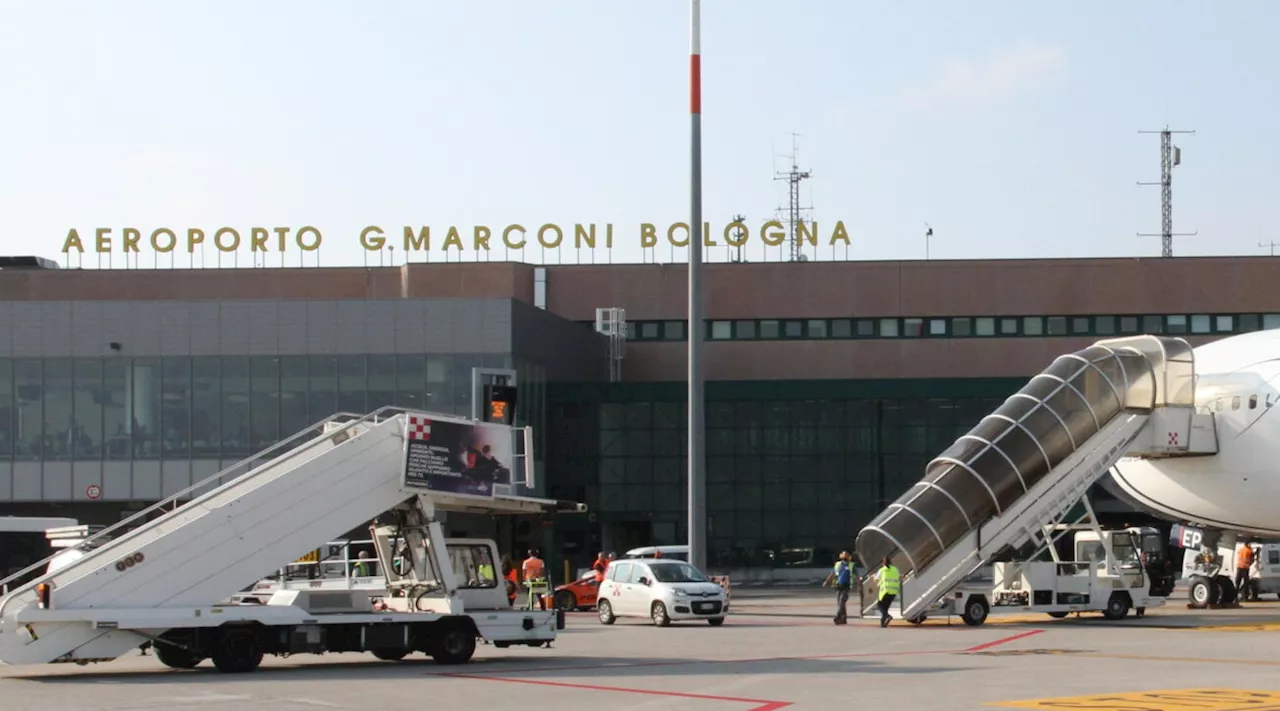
[0, 406, 420, 600]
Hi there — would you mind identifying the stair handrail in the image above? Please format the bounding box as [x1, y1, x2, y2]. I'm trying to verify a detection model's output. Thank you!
[0, 406, 417, 598]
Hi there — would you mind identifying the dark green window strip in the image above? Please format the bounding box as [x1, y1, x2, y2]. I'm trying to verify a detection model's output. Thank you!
[578, 313, 1277, 342]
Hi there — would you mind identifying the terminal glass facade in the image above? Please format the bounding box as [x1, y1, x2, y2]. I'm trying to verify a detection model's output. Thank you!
[0, 355, 547, 463]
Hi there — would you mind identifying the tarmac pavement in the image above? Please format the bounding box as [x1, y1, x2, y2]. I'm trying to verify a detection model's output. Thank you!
[4, 589, 1280, 711]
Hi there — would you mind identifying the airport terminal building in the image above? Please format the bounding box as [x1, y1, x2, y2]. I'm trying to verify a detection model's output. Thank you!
[0, 255, 1278, 571]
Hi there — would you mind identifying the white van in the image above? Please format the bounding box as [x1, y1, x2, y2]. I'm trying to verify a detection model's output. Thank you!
[623, 545, 689, 562]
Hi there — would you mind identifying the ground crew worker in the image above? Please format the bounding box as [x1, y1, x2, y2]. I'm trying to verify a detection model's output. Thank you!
[823, 551, 856, 625]
[352, 550, 372, 578]
[477, 558, 495, 586]
[875, 556, 901, 627]
[1236, 543, 1255, 600]
[501, 554, 519, 606]
[522, 549, 548, 610]
[592, 552, 608, 582]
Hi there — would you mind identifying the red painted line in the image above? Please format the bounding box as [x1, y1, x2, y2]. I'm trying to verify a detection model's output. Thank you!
[690, 54, 702, 114]
[438, 673, 791, 711]
[963, 628, 1045, 652]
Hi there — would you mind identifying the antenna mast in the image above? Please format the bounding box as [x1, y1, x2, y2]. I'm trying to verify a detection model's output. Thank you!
[728, 213, 747, 263]
[1137, 126, 1196, 257]
[774, 133, 812, 262]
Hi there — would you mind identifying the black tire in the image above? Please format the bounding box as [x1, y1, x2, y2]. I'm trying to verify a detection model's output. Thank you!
[154, 643, 202, 670]
[907, 614, 928, 625]
[651, 601, 671, 627]
[597, 599, 616, 625]
[371, 648, 408, 662]
[554, 591, 577, 611]
[960, 595, 989, 627]
[707, 617, 726, 626]
[1103, 593, 1131, 620]
[1215, 576, 1237, 605]
[1047, 611, 1069, 619]
[211, 628, 264, 674]
[1188, 575, 1218, 608]
[431, 626, 477, 665]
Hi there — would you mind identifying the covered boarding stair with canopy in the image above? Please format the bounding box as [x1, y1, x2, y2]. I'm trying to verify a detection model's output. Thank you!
[855, 335, 1217, 623]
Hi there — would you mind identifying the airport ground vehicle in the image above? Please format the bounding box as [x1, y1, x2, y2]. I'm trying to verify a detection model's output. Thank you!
[855, 335, 1213, 624]
[596, 558, 727, 627]
[554, 570, 603, 611]
[623, 545, 689, 561]
[0, 408, 585, 673]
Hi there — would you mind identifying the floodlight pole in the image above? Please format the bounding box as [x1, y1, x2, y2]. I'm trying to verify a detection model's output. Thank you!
[687, 0, 707, 571]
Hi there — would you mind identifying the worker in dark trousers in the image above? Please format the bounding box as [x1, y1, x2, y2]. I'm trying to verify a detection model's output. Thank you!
[823, 551, 856, 625]
[876, 556, 901, 627]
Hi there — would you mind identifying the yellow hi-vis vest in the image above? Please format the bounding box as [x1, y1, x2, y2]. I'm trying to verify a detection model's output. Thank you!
[878, 565, 901, 599]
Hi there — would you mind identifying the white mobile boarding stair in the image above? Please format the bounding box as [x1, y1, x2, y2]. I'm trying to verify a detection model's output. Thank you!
[856, 335, 1217, 622]
[0, 407, 542, 667]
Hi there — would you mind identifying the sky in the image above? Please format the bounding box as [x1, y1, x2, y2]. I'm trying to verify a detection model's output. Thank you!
[2, 1, 1278, 269]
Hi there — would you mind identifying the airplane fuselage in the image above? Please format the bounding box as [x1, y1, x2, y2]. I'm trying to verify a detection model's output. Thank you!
[1107, 328, 1280, 537]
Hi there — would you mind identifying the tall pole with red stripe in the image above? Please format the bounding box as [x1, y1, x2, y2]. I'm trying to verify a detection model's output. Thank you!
[687, 0, 707, 572]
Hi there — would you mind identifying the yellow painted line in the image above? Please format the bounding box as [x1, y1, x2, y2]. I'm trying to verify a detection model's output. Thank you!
[990, 688, 1280, 711]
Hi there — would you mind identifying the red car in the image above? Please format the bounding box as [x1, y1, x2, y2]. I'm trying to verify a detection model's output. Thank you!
[554, 570, 603, 611]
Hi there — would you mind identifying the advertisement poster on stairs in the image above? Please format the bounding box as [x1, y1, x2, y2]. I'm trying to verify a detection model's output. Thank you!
[403, 415, 513, 498]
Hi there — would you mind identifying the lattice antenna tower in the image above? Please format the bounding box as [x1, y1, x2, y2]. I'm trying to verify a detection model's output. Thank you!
[728, 213, 747, 263]
[1137, 126, 1196, 257]
[774, 133, 812, 262]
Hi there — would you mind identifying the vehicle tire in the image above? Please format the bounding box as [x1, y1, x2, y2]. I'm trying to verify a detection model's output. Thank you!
[1215, 576, 1237, 604]
[1103, 593, 1131, 621]
[554, 591, 577, 612]
[1188, 575, 1218, 608]
[960, 595, 989, 627]
[1047, 611, 1069, 619]
[431, 626, 477, 665]
[211, 628, 264, 674]
[597, 599, 616, 625]
[907, 614, 927, 625]
[651, 601, 671, 627]
[154, 643, 202, 670]
[371, 648, 408, 662]
[707, 617, 726, 627]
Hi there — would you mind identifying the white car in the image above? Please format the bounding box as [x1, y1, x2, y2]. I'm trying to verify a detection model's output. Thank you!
[596, 558, 727, 627]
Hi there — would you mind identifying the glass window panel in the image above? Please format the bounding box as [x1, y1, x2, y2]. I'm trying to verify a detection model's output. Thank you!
[1094, 315, 1116, 335]
[1141, 315, 1163, 333]
[308, 356, 338, 422]
[337, 356, 367, 414]
[129, 358, 161, 460]
[393, 355, 424, 410]
[14, 360, 41, 460]
[250, 357, 280, 451]
[902, 318, 923, 337]
[710, 321, 731, 340]
[879, 319, 899, 337]
[928, 318, 947, 336]
[640, 322, 659, 339]
[855, 319, 876, 337]
[73, 359, 103, 459]
[1046, 316, 1067, 335]
[425, 355, 452, 410]
[0, 359, 11, 458]
[1265, 314, 1280, 330]
[1022, 317, 1044, 336]
[759, 320, 780, 338]
[1000, 317, 1018, 335]
[190, 358, 219, 458]
[1166, 315, 1188, 334]
[1216, 315, 1235, 332]
[1070, 316, 1090, 334]
[974, 317, 995, 336]
[451, 356, 482, 416]
[1239, 314, 1260, 332]
[784, 320, 803, 338]
[1190, 314, 1211, 334]
[220, 357, 251, 458]
[807, 319, 828, 338]
[1120, 316, 1140, 333]
[830, 319, 852, 338]
[367, 355, 396, 411]
[161, 358, 190, 459]
[735, 320, 756, 339]
[280, 356, 310, 436]
[663, 320, 684, 340]
[42, 360, 72, 461]
[951, 318, 972, 337]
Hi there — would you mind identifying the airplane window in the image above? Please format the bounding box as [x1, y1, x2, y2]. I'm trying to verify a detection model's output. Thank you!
[1231, 396, 1241, 411]
[1250, 395, 1258, 410]
[1268, 394, 1276, 409]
